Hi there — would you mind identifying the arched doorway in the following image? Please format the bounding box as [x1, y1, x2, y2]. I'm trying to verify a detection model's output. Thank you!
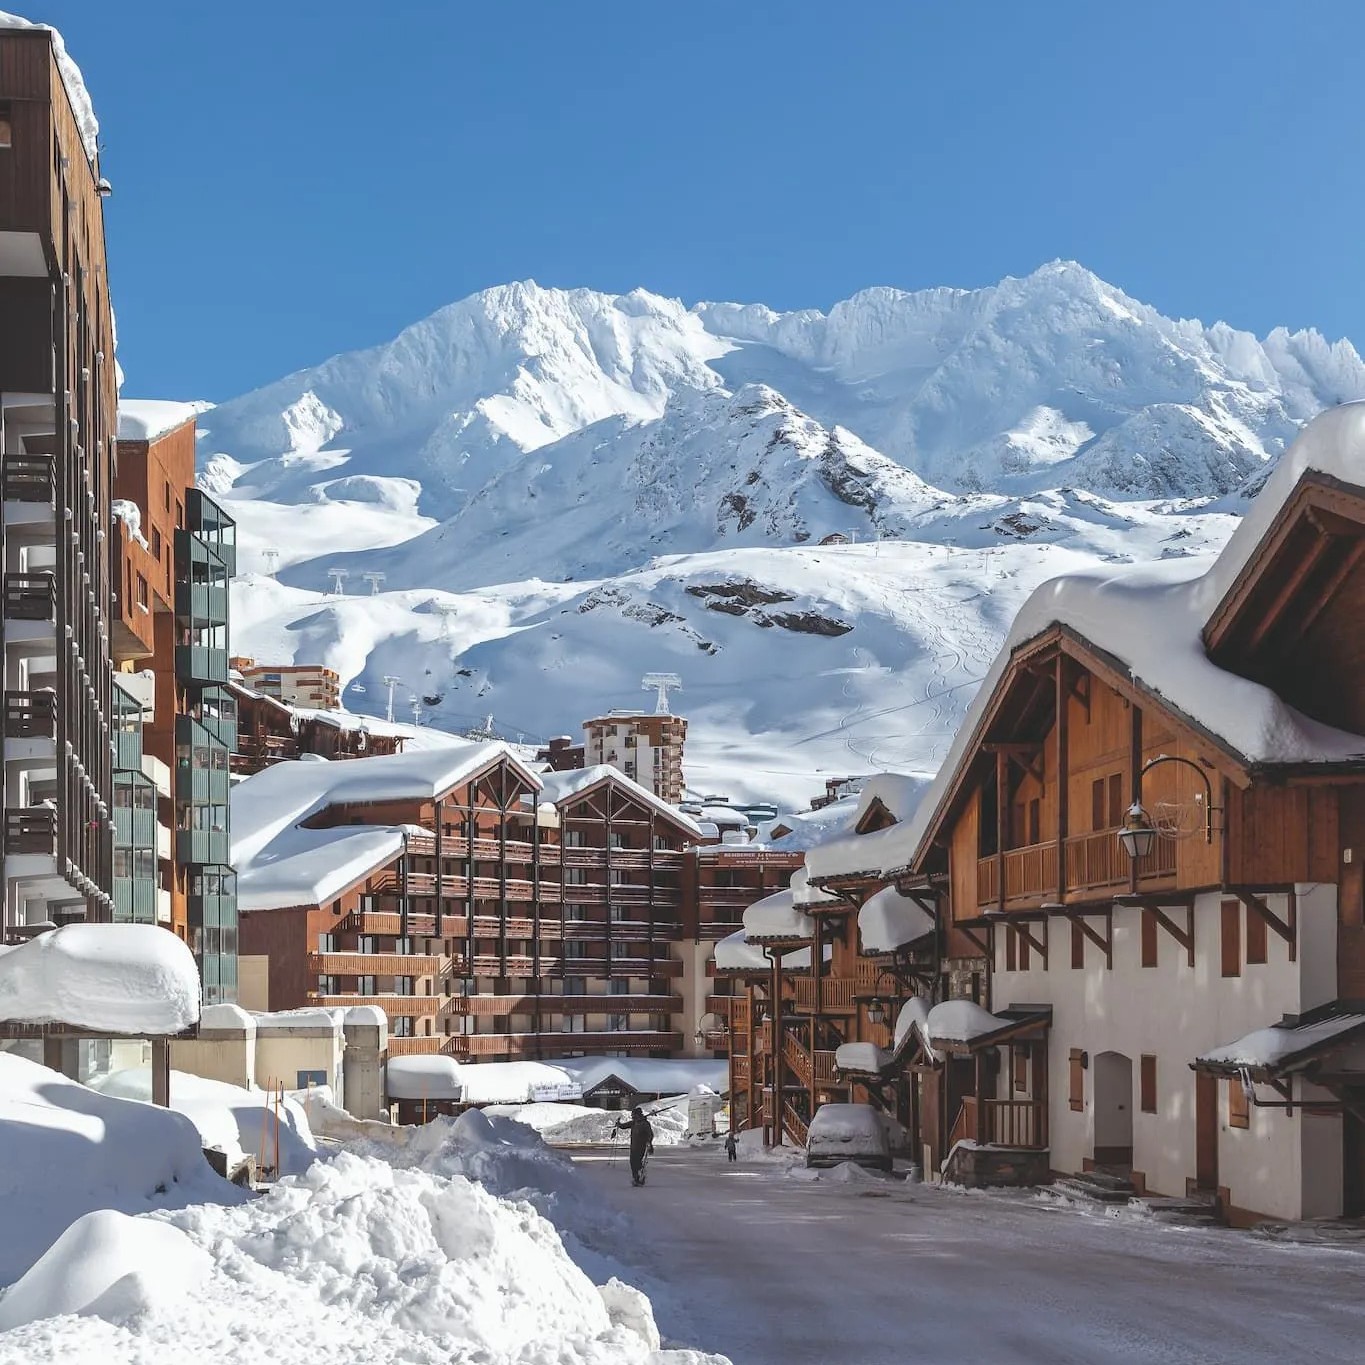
[1093, 1050, 1134, 1169]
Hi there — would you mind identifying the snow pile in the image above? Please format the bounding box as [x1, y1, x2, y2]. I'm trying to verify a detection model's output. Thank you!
[713, 927, 769, 971]
[387, 1052, 463, 1101]
[93, 1069, 318, 1177]
[858, 884, 934, 952]
[0, 1211, 210, 1331]
[0, 1054, 240, 1286]
[742, 886, 811, 941]
[0, 924, 200, 1034]
[293, 1086, 405, 1146]
[0, 12, 98, 159]
[117, 399, 211, 443]
[486, 1097, 689, 1147]
[110, 499, 149, 549]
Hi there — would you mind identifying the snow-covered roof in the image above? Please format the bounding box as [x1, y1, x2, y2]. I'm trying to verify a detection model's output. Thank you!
[852, 773, 926, 826]
[0, 14, 98, 160]
[833, 1041, 889, 1075]
[0, 925, 199, 1035]
[858, 885, 935, 953]
[231, 743, 532, 911]
[1197, 1013, 1365, 1073]
[534, 764, 702, 836]
[790, 866, 839, 909]
[925, 999, 1006, 1043]
[561, 1056, 728, 1097]
[741, 887, 812, 941]
[386, 1055, 463, 1102]
[834, 997, 936, 1074]
[117, 399, 212, 444]
[753, 795, 859, 852]
[858, 406, 1365, 880]
[713, 928, 769, 972]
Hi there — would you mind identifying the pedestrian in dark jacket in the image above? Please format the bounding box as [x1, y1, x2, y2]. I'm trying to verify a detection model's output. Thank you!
[615, 1106, 655, 1185]
[724, 1130, 738, 1163]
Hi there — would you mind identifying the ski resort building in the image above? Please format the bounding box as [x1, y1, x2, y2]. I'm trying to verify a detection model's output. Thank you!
[233, 659, 341, 711]
[583, 709, 687, 804]
[228, 679, 404, 774]
[1, 23, 118, 943]
[113, 408, 239, 1002]
[232, 748, 705, 1062]
[731, 406, 1365, 1224]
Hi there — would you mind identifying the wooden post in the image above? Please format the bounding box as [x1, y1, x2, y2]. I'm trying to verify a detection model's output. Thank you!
[1035, 1038, 1049, 1149]
[1128, 704, 1143, 894]
[810, 915, 822, 1119]
[771, 949, 783, 1145]
[151, 1037, 170, 1108]
[996, 749, 1008, 912]
[1055, 655, 1069, 899]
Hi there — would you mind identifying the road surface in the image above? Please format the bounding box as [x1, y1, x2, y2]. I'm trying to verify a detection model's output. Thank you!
[574, 1146, 1365, 1364]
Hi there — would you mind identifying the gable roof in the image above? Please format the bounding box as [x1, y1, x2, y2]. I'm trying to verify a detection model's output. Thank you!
[534, 764, 701, 837]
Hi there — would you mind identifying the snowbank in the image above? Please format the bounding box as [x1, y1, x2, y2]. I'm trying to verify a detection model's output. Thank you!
[0, 1054, 240, 1286]
[386, 1053, 463, 1101]
[92, 1068, 318, 1177]
[0, 924, 199, 1035]
[0, 1210, 210, 1331]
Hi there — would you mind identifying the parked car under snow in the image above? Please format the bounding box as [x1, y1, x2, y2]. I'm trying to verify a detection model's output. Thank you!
[805, 1102, 892, 1172]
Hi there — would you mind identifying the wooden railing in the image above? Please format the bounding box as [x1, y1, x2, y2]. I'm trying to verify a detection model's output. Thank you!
[307, 951, 444, 976]
[791, 977, 857, 1013]
[978, 828, 1178, 907]
[1065, 827, 1175, 887]
[5, 807, 56, 854]
[950, 1096, 978, 1146]
[307, 993, 442, 1016]
[981, 1099, 1045, 1148]
[4, 690, 56, 740]
[782, 1102, 809, 1147]
[782, 1030, 811, 1087]
[2, 452, 55, 503]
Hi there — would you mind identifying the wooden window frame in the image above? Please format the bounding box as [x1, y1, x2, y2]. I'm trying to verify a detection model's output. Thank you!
[1228, 1076, 1250, 1129]
[1140, 1054, 1157, 1114]
[1220, 898, 1242, 978]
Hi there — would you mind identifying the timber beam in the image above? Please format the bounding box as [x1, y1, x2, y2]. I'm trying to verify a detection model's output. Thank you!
[1059, 909, 1112, 969]
[1018, 919, 1048, 967]
[1233, 888, 1297, 962]
[958, 924, 991, 957]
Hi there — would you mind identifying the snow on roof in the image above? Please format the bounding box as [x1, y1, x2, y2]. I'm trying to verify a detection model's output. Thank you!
[833, 1041, 889, 1075]
[853, 773, 927, 825]
[0, 924, 199, 1034]
[805, 819, 909, 882]
[0, 13, 98, 160]
[713, 928, 769, 971]
[231, 743, 531, 911]
[1197, 1013, 1365, 1071]
[790, 865, 839, 908]
[199, 1003, 256, 1034]
[858, 885, 935, 953]
[559, 1055, 727, 1096]
[925, 999, 1004, 1043]
[859, 407, 1365, 881]
[386, 1055, 463, 1102]
[742, 886, 812, 941]
[430, 1055, 729, 1106]
[117, 399, 212, 443]
[250, 1007, 344, 1036]
[535, 764, 702, 835]
[698, 804, 750, 827]
[753, 794, 859, 852]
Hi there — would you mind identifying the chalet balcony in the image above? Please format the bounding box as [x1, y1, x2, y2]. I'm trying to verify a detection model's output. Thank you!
[457, 992, 683, 1018]
[452, 1030, 684, 1059]
[307, 992, 445, 1017]
[976, 829, 1177, 909]
[790, 977, 857, 1013]
[698, 885, 770, 907]
[3, 689, 56, 740]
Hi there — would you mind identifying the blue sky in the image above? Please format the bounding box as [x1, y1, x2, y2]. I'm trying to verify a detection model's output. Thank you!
[38, 0, 1365, 400]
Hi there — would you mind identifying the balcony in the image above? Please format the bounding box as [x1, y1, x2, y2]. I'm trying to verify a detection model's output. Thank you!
[698, 884, 770, 906]
[459, 992, 683, 1018]
[4, 690, 56, 741]
[178, 828, 229, 866]
[5, 807, 55, 855]
[307, 993, 444, 1017]
[188, 888, 236, 931]
[3, 571, 54, 622]
[2, 451, 55, 505]
[453, 1030, 684, 1059]
[113, 876, 156, 924]
[175, 645, 229, 685]
[790, 977, 857, 1013]
[113, 728, 142, 770]
[976, 830, 1176, 909]
[307, 950, 446, 977]
[113, 802, 156, 851]
[174, 579, 229, 627]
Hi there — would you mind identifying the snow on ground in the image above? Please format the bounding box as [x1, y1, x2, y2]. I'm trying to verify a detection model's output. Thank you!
[0, 925, 200, 1035]
[486, 1097, 689, 1147]
[0, 1077, 725, 1363]
[574, 1146, 1365, 1365]
[0, 1054, 241, 1287]
[92, 1069, 318, 1177]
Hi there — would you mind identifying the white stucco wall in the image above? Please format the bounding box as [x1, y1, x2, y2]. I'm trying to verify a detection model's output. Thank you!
[991, 884, 1341, 1221]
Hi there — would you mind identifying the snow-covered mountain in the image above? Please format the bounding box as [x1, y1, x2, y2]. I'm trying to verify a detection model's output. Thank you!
[193, 263, 1365, 805]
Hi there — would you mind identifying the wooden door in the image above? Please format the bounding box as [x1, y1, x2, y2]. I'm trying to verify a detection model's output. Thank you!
[1195, 1070, 1219, 1190]
[1339, 792, 1365, 1000]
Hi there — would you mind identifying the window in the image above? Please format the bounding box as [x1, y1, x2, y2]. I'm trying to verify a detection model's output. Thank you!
[1245, 902, 1268, 965]
[1091, 774, 1125, 830]
[163, 481, 171, 512]
[1141, 909, 1158, 969]
[564, 978, 587, 996]
[151, 526, 162, 561]
[1018, 924, 1031, 971]
[1220, 898, 1241, 978]
[1140, 1055, 1157, 1113]
[609, 978, 630, 996]
[1068, 1048, 1085, 1111]
[1228, 1076, 1249, 1129]
[1011, 1048, 1027, 1094]
[1070, 920, 1084, 970]
[296, 1069, 327, 1089]
[1091, 778, 1105, 831]
[1027, 798, 1040, 845]
[0, 102, 11, 148]
[392, 1016, 413, 1038]
[135, 573, 148, 610]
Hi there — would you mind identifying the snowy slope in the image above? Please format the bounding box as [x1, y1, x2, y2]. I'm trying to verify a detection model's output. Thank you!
[202, 264, 1361, 804]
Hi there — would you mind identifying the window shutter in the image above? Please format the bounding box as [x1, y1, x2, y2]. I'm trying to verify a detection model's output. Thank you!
[1221, 899, 1242, 978]
[1018, 924, 1031, 970]
[1071, 920, 1084, 970]
[1140, 1054, 1157, 1113]
[1245, 902, 1268, 965]
[1068, 1048, 1084, 1111]
[1228, 1077, 1250, 1129]
[1005, 925, 1017, 972]
[1108, 773, 1125, 828]
[1012, 1047, 1028, 1094]
[1091, 779, 1105, 832]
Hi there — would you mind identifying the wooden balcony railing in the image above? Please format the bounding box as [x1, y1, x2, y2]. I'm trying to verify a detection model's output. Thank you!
[791, 977, 857, 1013]
[5, 807, 56, 855]
[307, 951, 445, 977]
[4, 690, 56, 740]
[980, 1098, 1045, 1149]
[2, 452, 55, 503]
[453, 1030, 684, 1058]
[978, 828, 1177, 907]
[782, 1102, 809, 1147]
[3, 572, 55, 623]
[460, 992, 683, 1017]
[307, 993, 443, 1016]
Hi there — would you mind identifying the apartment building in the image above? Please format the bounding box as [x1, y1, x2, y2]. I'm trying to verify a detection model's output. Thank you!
[229, 679, 403, 775]
[232, 747, 708, 1061]
[583, 710, 687, 803]
[233, 658, 341, 711]
[113, 407, 238, 1002]
[1, 24, 118, 942]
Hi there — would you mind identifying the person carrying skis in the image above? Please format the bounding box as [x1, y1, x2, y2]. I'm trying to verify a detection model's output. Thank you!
[615, 1106, 655, 1185]
[724, 1129, 738, 1163]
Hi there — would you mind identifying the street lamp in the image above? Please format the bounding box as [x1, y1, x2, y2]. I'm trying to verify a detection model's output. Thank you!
[1118, 753, 1217, 862]
[867, 997, 887, 1026]
[694, 1010, 727, 1047]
